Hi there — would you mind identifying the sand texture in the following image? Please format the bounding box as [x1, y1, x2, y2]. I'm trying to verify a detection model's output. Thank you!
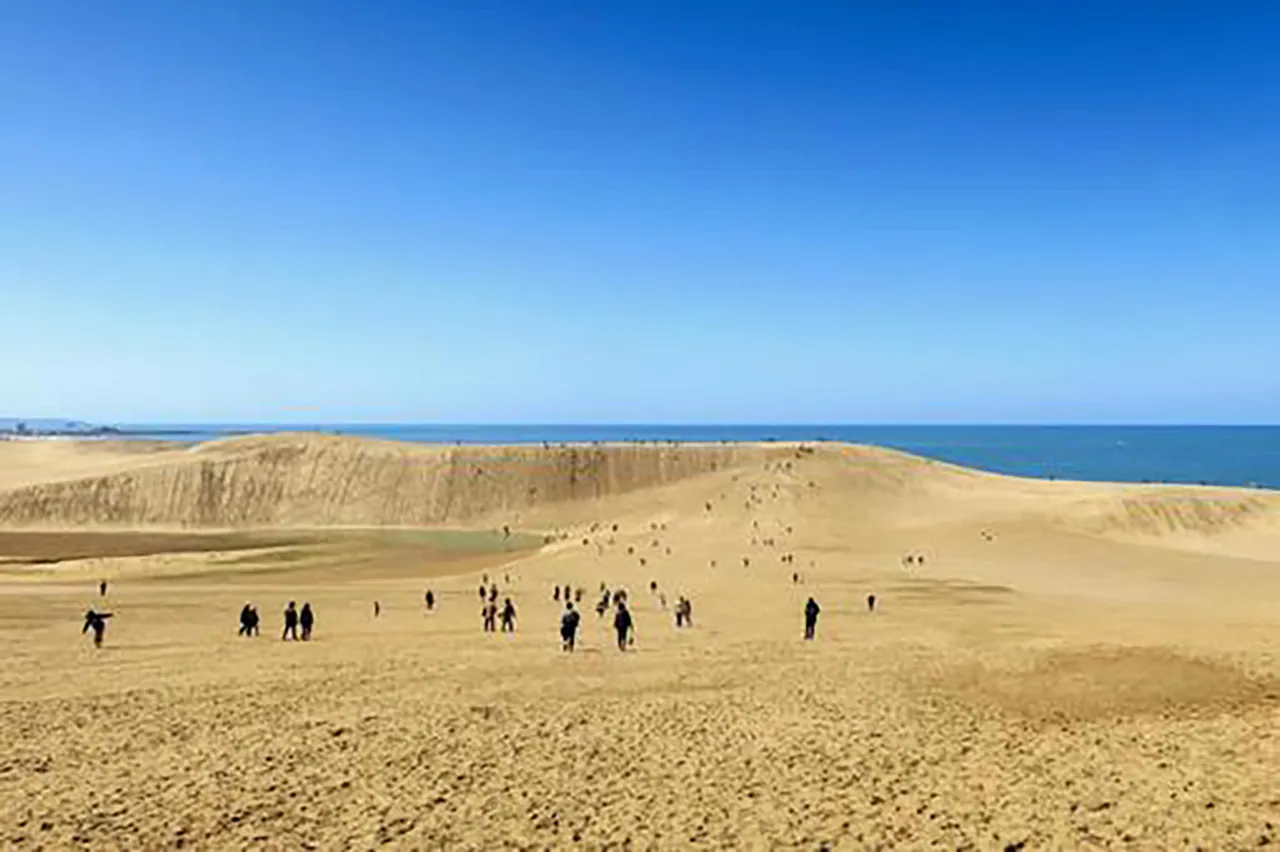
[1, 434, 1278, 850]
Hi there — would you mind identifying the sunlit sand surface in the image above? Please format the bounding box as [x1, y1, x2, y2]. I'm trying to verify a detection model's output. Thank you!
[2, 435, 1278, 849]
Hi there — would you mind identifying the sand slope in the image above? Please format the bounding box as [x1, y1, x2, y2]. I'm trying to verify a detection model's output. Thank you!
[1, 435, 1279, 849]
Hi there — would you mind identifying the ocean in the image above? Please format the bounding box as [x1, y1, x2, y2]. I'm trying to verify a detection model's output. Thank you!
[110, 424, 1280, 491]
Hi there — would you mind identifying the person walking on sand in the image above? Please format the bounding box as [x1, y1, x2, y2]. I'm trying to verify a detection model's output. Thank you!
[500, 598, 517, 633]
[560, 602, 581, 652]
[482, 600, 497, 633]
[82, 609, 113, 648]
[373, 600, 381, 618]
[300, 603, 315, 641]
[613, 601, 634, 651]
[282, 601, 300, 641]
[554, 585, 561, 602]
[804, 597, 821, 641]
[425, 590, 435, 611]
[867, 594, 877, 612]
[239, 603, 255, 636]
[99, 580, 107, 597]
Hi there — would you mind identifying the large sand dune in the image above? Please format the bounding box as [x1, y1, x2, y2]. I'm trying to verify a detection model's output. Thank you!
[2, 435, 1278, 848]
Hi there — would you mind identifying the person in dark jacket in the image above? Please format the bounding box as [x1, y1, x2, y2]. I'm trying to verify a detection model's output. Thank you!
[299, 603, 315, 641]
[613, 602, 634, 651]
[560, 602, 581, 652]
[804, 598, 820, 640]
[500, 598, 517, 632]
[82, 609, 113, 648]
[239, 603, 255, 636]
[425, 590, 435, 611]
[282, 601, 299, 641]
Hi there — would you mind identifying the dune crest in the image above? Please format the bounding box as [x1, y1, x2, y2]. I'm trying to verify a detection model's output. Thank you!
[0, 434, 767, 529]
[1, 435, 1278, 548]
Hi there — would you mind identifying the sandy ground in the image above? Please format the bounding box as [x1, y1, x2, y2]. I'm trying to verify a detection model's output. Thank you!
[1, 436, 1278, 850]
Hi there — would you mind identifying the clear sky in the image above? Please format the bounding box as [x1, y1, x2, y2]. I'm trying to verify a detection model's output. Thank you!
[2, 1, 1278, 424]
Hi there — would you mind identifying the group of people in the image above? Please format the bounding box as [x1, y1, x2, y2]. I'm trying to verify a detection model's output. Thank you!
[673, 596, 694, 628]
[482, 597, 518, 633]
[236, 601, 314, 640]
[83, 568, 875, 650]
[281, 601, 315, 640]
[237, 604, 261, 636]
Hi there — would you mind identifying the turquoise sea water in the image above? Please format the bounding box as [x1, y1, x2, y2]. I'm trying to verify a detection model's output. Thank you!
[113, 425, 1280, 491]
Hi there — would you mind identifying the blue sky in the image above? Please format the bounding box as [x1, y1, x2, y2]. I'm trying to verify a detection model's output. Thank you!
[2, 1, 1278, 424]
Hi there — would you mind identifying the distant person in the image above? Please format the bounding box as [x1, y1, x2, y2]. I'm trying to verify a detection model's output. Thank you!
[425, 590, 435, 611]
[675, 597, 687, 628]
[82, 609, 113, 648]
[595, 594, 609, 618]
[867, 594, 877, 612]
[478, 584, 487, 601]
[282, 602, 299, 641]
[561, 602, 581, 651]
[574, 587, 583, 603]
[792, 572, 800, 584]
[248, 606, 260, 635]
[500, 598, 517, 632]
[373, 600, 381, 618]
[650, 580, 658, 593]
[682, 597, 693, 628]
[300, 603, 315, 641]
[613, 601, 634, 651]
[554, 585, 561, 602]
[804, 598, 820, 640]
[98, 580, 107, 597]
[562, 584, 571, 602]
[239, 603, 255, 636]
[489, 585, 499, 603]
[482, 601, 497, 633]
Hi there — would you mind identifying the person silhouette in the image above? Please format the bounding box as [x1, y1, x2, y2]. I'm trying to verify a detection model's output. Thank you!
[804, 598, 820, 640]
[560, 602, 581, 651]
[82, 609, 113, 647]
[299, 603, 315, 641]
[282, 602, 299, 641]
[613, 602, 634, 651]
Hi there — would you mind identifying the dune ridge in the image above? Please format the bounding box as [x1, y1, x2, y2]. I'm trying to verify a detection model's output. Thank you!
[1, 434, 1278, 546]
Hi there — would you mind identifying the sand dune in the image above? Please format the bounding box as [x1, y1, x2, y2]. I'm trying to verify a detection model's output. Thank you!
[2, 435, 1278, 849]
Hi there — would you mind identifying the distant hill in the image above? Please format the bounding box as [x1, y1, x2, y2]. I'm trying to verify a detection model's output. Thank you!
[0, 418, 118, 435]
